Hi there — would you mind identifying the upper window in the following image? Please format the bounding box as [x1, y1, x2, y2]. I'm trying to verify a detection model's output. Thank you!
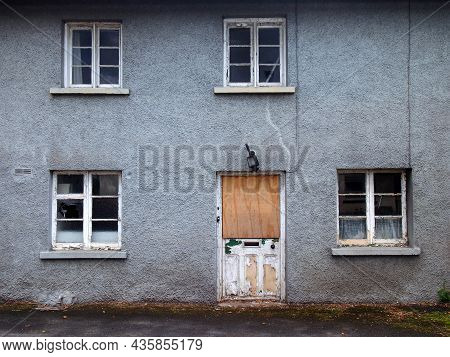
[64, 22, 122, 88]
[52, 171, 122, 249]
[337, 170, 407, 246]
[223, 18, 286, 87]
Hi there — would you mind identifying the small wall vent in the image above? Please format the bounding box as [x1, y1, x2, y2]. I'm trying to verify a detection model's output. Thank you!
[14, 168, 33, 176]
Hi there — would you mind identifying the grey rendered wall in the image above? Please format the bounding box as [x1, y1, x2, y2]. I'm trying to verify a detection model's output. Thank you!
[0, 0, 448, 304]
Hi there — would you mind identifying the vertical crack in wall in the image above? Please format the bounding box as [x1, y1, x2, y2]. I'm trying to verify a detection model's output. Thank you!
[264, 98, 292, 168]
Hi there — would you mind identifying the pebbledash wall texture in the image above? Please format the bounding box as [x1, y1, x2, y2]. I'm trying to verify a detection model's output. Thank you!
[0, 0, 448, 305]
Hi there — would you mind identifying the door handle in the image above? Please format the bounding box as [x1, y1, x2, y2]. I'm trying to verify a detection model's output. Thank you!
[216, 216, 220, 223]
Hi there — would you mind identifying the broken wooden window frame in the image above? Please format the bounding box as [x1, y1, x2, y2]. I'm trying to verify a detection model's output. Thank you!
[337, 169, 407, 247]
[64, 22, 123, 88]
[223, 18, 286, 87]
[51, 171, 122, 250]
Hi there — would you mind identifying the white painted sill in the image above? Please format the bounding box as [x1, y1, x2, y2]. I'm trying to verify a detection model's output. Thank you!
[50, 87, 130, 95]
[331, 247, 421, 256]
[214, 86, 296, 94]
[40, 250, 127, 259]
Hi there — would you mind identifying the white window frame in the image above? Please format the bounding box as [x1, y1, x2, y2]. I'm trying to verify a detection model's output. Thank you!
[223, 18, 286, 87]
[64, 22, 123, 88]
[337, 169, 407, 247]
[51, 171, 122, 250]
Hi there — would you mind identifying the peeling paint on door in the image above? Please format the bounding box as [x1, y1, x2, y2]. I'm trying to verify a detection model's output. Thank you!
[224, 255, 239, 296]
[223, 239, 280, 298]
[245, 255, 258, 295]
[263, 256, 278, 295]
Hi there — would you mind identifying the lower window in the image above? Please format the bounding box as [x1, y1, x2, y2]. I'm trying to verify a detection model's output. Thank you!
[52, 171, 122, 249]
[337, 170, 407, 246]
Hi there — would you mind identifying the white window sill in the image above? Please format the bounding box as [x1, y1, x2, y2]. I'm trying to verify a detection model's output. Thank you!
[214, 86, 296, 94]
[40, 250, 127, 259]
[331, 247, 421, 256]
[50, 88, 130, 95]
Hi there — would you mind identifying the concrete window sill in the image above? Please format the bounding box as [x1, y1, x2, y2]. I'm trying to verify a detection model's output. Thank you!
[331, 247, 421, 256]
[214, 86, 296, 94]
[50, 88, 130, 95]
[40, 250, 127, 259]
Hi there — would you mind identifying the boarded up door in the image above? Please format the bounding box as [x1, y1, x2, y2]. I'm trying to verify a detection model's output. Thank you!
[221, 175, 282, 299]
[222, 175, 280, 239]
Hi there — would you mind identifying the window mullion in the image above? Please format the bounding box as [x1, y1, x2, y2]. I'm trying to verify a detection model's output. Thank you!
[401, 171, 407, 240]
[93, 24, 97, 88]
[84, 172, 91, 248]
[119, 23, 122, 88]
[118, 174, 122, 248]
[253, 22, 257, 86]
[51, 173, 58, 247]
[66, 25, 71, 87]
[367, 171, 375, 243]
[281, 23, 286, 86]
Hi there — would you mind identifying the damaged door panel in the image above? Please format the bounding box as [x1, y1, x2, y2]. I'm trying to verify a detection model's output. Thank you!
[224, 239, 280, 298]
[220, 174, 283, 300]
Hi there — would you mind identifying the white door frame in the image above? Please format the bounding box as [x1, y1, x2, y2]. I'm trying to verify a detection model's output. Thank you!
[216, 171, 286, 301]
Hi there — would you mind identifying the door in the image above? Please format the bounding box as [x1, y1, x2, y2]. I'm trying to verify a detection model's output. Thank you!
[218, 174, 285, 300]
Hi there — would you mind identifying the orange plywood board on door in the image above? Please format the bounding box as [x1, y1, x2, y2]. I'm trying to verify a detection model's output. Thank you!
[222, 175, 280, 239]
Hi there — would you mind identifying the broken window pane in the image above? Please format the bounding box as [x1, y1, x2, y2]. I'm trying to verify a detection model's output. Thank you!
[375, 195, 401, 215]
[339, 219, 367, 240]
[375, 218, 402, 239]
[229, 65, 251, 83]
[230, 47, 250, 64]
[259, 47, 280, 64]
[57, 175, 84, 194]
[338, 173, 365, 194]
[258, 28, 280, 45]
[92, 175, 119, 196]
[339, 195, 366, 216]
[259, 65, 280, 83]
[99, 67, 119, 84]
[56, 221, 83, 243]
[72, 29, 92, 47]
[99, 29, 119, 47]
[92, 221, 118, 243]
[57, 199, 83, 219]
[374, 173, 401, 193]
[229, 28, 250, 45]
[92, 198, 118, 219]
